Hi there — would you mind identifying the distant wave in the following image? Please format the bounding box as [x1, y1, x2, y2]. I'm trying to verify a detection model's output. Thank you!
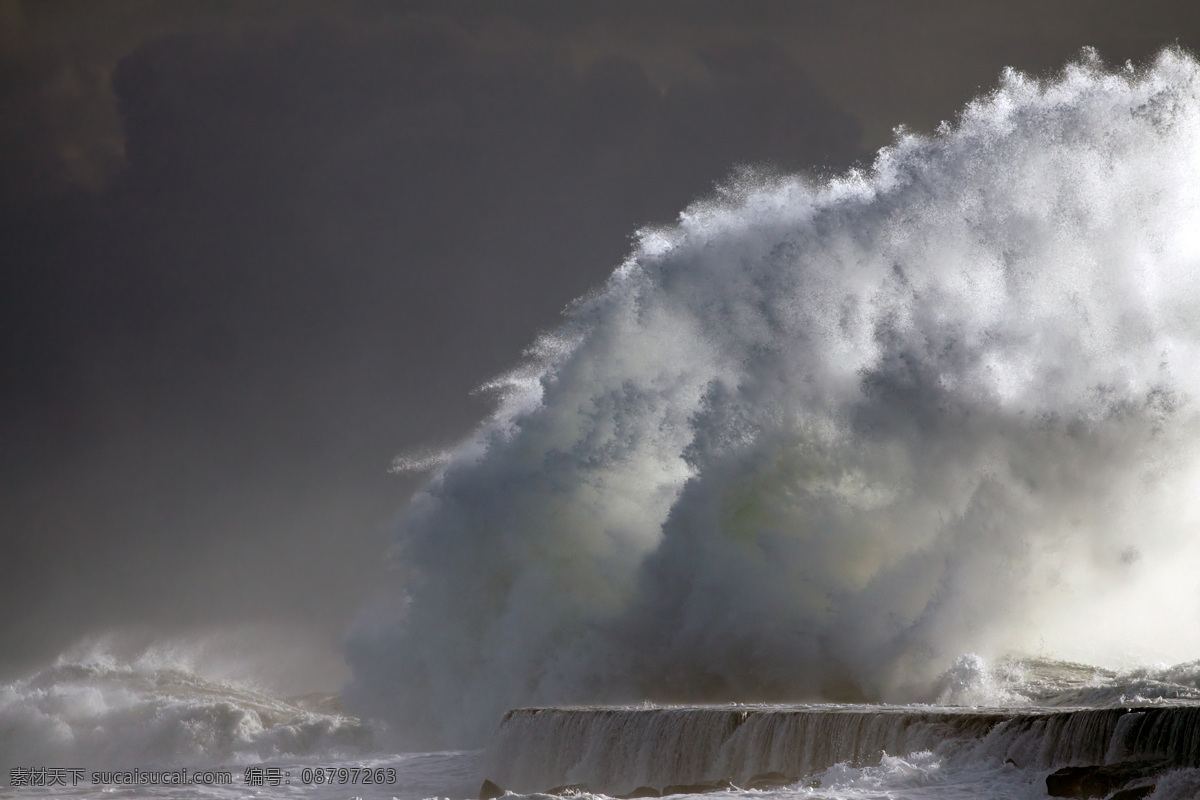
[934, 655, 1200, 708]
[0, 645, 373, 767]
[346, 48, 1200, 748]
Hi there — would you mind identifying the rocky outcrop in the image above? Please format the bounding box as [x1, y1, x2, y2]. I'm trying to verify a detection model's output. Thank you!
[1045, 760, 1169, 798]
[479, 778, 505, 800]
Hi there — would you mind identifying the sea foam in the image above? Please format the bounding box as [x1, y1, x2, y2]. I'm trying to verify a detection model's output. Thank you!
[0, 644, 373, 767]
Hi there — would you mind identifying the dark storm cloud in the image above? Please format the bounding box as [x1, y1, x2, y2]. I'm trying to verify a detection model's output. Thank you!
[0, 5, 864, 680]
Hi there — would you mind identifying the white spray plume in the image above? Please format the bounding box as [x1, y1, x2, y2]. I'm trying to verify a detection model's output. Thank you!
[346, 49, 1200, 748]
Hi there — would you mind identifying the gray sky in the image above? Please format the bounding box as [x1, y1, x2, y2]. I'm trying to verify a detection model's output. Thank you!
[3, 0, 1199, 689]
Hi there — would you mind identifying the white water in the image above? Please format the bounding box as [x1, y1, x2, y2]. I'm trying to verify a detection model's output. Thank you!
[0, 645, 373, 768]
[345, 48, 1200, 750]
[0, 644, 482, 799]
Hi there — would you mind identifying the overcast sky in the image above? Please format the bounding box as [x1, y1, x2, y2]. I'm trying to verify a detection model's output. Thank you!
[3, 0, 1200, 688]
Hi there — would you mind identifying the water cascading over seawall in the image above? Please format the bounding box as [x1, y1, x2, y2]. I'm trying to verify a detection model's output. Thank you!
[482, 704, 1200, 795]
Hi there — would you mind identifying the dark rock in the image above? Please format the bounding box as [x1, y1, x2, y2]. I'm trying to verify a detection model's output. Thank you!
[1046, 766, 1092, 797]
[1045, 761, 1169, 798]
[479, 778, 505, 800]
[616, 787, 660, 798]
[745, 772, 797, 790]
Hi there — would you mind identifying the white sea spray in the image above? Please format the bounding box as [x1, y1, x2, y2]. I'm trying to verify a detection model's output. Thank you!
[345, 49, 1200, 749]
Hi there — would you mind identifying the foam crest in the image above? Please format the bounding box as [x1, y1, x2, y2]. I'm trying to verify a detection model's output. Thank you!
[934, 656, 1200, 708]
[0, 646, 374, 767]
[346, 49, 1200, 747]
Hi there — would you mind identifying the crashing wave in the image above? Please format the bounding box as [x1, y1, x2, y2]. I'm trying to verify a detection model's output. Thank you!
[346, 48, 1200, 748]
[0, 651, 374, 766]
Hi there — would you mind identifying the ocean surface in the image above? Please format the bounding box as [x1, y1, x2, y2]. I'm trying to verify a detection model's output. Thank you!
[3, 652, 1200, 799]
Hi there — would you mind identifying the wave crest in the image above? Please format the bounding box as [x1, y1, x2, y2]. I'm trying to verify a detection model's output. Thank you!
[0, 647, 374, 766]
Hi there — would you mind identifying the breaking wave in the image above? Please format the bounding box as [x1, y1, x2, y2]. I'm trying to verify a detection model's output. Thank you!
[0, 643, 373, 766]
[933, 655, 1200, 708]
[346, 48, 1200, 748]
